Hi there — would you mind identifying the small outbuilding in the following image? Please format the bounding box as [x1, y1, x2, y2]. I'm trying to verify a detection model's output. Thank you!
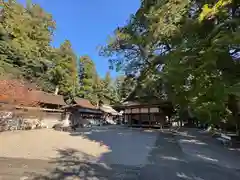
[0, 90, 67, 129]
[29, 91, 67, 127]
[99, 104, 121, 124]
[64, 97, 103, 126]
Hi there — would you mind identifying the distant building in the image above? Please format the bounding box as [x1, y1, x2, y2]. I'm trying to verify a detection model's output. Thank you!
[0, 89, 67, 128]
[114, 101, 173, 128]
[30, 91, 68, 127]
[64, 97, 103, 126]
[30, 90, 66, 109]
[99, 104, 121, 124]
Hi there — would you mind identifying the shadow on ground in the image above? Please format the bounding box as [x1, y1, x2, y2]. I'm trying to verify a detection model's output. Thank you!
[141, 130, 240, 180]
[69, 127, 158, 166]
[173, 128, 240, 167]
[24, 128, 240, 180]
[28, 148, 140, 180]
[27, 127, 154, 179]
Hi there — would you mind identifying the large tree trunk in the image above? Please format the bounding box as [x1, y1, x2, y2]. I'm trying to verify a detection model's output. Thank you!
[180, 119, 183, 127]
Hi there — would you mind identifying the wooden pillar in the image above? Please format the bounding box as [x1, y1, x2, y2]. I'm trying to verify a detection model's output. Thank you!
[130, 108, 133, 126]
[139, 107, 142, 126]
[148, 107, 151, 126]
[125, 113, 127, 125]
[158, 107, 162, 129]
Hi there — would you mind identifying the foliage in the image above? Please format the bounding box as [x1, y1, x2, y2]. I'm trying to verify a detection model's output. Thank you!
[92, 74, 105, 105]
[78, 56, 98, 103]
[78, 57, 119, 105]
[102, 71, 115, 104]
[0, 0, 119, 106]
[113, 75, 136, 101]
[0, 1, 79, 99]
[0, 0, 125, 108]
[0, 0, 55, 81]
[101, 0, 240, 129]
[0, 78, 39, 108]
[50, 40, 78, 96]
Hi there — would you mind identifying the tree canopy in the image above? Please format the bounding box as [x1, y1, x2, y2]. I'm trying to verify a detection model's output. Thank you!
[101, 0, 240, 130]
[1, 0, 239, 130]
[0, 0, 118, 106]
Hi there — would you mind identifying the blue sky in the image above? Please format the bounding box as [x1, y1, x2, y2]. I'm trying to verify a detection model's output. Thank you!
[18, 0, 140, 78]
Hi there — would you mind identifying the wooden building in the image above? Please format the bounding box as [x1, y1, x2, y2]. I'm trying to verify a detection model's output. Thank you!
[0, 90, 67, 128]
[114, 101, 173, 128]
[31, 91, 66, 110]
[99, 104, 121, 124]
[32, 91, 67, 127]
[64, 97, 103, 126]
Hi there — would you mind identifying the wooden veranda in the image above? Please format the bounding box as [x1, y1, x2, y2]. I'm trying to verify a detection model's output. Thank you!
[114, 101, 173, 128]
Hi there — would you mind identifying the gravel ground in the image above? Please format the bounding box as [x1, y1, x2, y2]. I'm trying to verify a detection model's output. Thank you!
[0, 129, 109, 160]
[1, 127, 240, 180]
[0, 127, 158, 180]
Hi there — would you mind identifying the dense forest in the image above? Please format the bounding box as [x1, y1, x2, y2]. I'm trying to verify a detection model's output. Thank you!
[100, 0, 240, 131]
[0, 0, 123, 105]
[0, 0, 240, 132]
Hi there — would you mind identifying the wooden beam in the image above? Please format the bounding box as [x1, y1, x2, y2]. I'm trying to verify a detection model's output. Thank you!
[139, 114, 141, 126]
[130, 108, 133, 126]
[148, 107, 150, 126]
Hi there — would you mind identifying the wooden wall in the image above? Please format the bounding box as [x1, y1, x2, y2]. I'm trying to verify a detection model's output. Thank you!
[124, 106, 166, 126]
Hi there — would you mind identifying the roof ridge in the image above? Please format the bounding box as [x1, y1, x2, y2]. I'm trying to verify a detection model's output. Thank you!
[33, 90, 64, 97]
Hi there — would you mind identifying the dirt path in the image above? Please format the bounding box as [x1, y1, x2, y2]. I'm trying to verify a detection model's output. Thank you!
[0, 157, 54, 180]
[0, 129, 109, 160]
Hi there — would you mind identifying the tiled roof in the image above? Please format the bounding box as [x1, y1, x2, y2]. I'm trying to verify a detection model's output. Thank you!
[74, 97, 96, 109]
[30, 91, 66, 106]
[0, 79, 66, 106]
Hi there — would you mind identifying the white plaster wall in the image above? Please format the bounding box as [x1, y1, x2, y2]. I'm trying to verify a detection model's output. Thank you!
[41, 112, 63, 128]
[42, 118, 61, 128]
